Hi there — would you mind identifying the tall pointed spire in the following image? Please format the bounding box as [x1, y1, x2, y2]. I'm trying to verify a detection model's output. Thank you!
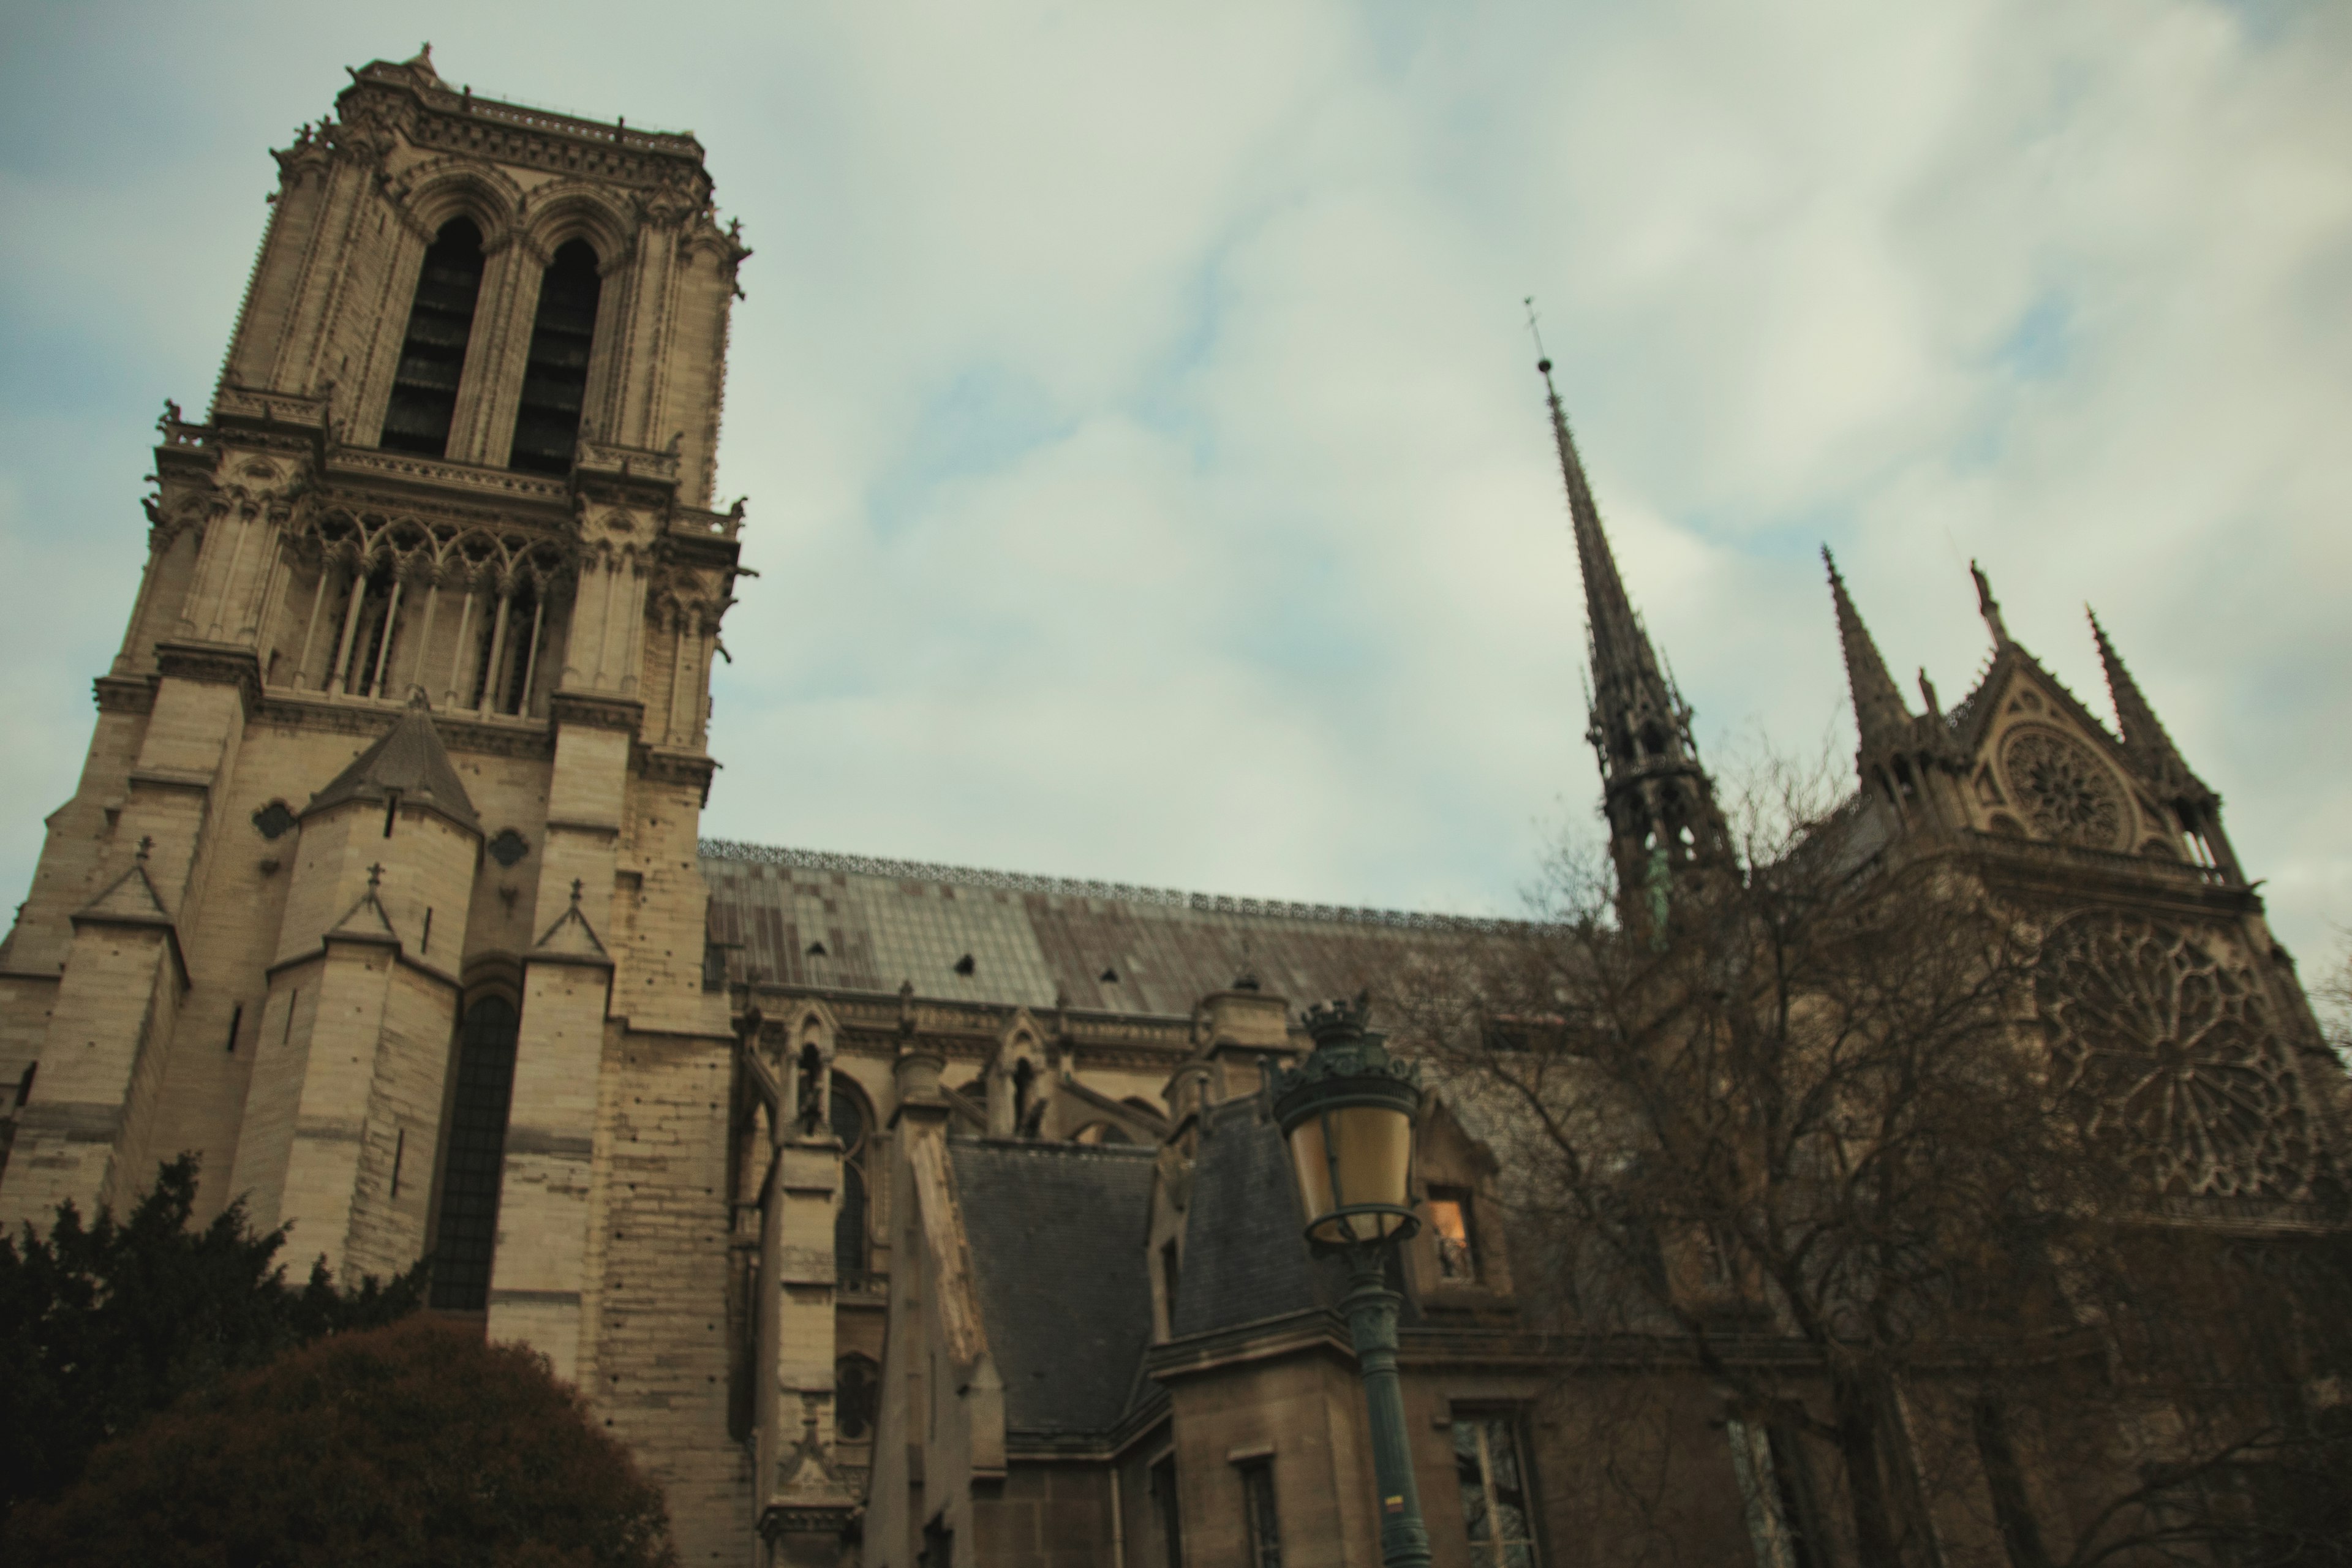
[2089, 609, 2210, 802]
[1969, 560, 2011, 649]
[1823, 548, 1913, 758]
[1528, 309, 1732, 930]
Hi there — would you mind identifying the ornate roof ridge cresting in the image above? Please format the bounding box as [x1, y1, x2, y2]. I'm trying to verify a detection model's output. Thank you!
[698, 839, 1525, 934]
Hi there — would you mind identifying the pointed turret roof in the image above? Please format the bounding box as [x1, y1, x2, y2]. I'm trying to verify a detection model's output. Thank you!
[2090, 609, 2214, 804]
[1822, 549, 1914, 759]
[306, 695, 480, 835]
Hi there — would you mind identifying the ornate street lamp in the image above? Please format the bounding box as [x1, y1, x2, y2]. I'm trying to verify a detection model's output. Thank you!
[1269, 993, 1431, 1568]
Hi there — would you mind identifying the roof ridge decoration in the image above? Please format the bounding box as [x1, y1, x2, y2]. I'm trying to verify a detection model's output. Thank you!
[533, 878, 611, 963]
[696, 839, 1523, 934]
[326, 862, 401, 945]
[77, 835, 174, 925]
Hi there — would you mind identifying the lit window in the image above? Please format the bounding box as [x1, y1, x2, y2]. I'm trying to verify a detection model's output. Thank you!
[1429, 1187, 1479, 1283]
[1453, 1414, 1538, 1567]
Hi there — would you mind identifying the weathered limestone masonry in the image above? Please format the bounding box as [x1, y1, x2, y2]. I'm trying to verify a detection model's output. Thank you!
[0, 48, 753, 1565]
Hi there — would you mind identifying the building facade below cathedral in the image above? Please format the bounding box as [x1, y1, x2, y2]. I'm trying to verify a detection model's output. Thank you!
[2, 52, 2343, 1568]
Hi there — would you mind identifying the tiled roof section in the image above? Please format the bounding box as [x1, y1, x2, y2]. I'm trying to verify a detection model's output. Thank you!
[1172, 1098, 1355, 1338]
[700, 840, 1509, 1015]
[306, 702, 481, 835]
[947, 1139, 1158, 1438]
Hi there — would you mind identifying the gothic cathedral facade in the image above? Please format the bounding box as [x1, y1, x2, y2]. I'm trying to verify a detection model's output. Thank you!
[5, 51, 2346, 1568]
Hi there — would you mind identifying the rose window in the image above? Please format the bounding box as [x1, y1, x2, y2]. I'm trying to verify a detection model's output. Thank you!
[2036, 914, 2315, 1200]
[2002, 728, 2127, 847]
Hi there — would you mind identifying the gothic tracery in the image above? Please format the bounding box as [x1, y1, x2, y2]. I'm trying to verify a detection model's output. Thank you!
[2037, 914, 2317, 1200]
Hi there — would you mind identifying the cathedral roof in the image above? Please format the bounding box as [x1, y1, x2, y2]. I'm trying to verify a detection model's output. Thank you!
[948, 1139, 1158, 1438]
[305, 700, 481, 835]
[701, 842, 1509, 1017]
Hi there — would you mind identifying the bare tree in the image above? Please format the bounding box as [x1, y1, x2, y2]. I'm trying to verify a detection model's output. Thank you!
[1394, 759, 2352, 1567]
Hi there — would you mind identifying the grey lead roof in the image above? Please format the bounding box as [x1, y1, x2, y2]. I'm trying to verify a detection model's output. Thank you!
[947, 1139, 1158, 1438]
[701, 841, 1506, 1016]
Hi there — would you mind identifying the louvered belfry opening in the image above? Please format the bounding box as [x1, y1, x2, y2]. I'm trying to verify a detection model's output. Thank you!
[380, 218, 486, 458]
[507, 239, 603, 474]
[430, 994, 520, 1311]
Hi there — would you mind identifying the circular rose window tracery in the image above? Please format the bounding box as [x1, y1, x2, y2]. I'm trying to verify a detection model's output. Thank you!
[2002, 728, 2128, 848]
[2036, 914, 2313, 1200]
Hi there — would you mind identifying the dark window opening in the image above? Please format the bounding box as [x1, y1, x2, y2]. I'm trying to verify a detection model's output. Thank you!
[223, 1003, 244, 1055]
[1768, 1425, 1830, 1568]
[832, 1074, 870, 1289]
[1429, 1185, 1480, 1283]
[391, 1127, 407, 1198]
[430, 995, 520, 1310]
[252, 801, 296, 840]
[1150, 1455, 1184, 1568]
[507, 239, 602, 475]
[470, 581, 540, 714]
[1099, 967, 1120, 983]
[15, 1063, 35, 1109]
[1240, 1458, 1283, 1568]
[347, 565, 398, 696]
[807, 940, 829, 957]
[1159, 1238, 1182, 1330]
[1012, 1058, 1036, 1133]
[381, 219, 486, 458]
[952, 953, 976, 976]
[834, 1354, 878, 1442]
[421, 907, 434, 954]
[486, 827, 530, 867]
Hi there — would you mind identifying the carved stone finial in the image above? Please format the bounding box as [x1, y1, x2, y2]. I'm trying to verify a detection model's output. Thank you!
[135, 835, 154, 864]
[570, 878, 584, 906]
[366, 862, 385, 889]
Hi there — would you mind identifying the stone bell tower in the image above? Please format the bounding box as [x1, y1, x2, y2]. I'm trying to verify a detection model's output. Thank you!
[0, 41, 749, 1426]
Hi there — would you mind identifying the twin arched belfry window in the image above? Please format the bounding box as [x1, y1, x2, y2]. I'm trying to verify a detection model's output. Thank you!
[378, 219, 601, 473]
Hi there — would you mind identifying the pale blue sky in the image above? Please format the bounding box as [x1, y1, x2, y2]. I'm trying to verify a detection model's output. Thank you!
[2, 1, 2348, 967]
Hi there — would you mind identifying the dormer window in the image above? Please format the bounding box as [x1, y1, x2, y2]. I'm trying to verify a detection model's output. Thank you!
[507, 239, 603, 475]
[382, 219, 485, 458]
[1428, 1186, 1479, 1283]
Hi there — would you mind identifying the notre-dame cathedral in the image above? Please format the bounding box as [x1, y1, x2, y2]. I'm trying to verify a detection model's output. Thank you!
[2, 52, 2342, 1568]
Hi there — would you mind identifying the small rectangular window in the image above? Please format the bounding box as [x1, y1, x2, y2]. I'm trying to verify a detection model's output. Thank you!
[1150, 1453, 1184, 1568]
[1239, 1458, 1281, 1568]
[1159, 1238, 1183, 1331]
[1429, 1186, 1479, 1283]
[1453, 1413, 1539, 1567]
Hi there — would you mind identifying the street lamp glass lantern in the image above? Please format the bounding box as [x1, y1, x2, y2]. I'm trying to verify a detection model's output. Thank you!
[1270, 995, 1423, 1251]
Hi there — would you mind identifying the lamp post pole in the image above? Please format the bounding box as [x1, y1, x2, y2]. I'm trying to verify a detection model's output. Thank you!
[1339, 1242, 1432, 1567]
[1269, 995, 1432, 1568]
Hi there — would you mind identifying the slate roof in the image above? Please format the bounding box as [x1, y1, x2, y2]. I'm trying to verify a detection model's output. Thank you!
[306, 701, 481, 834]
[701, 842, 1510, 1016]
[1172, 1096, 1354, 1338]
[948, 1139, 1158, 1438]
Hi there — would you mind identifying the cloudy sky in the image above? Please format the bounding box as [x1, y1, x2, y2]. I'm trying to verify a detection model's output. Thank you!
[2, 1, 2348, 963]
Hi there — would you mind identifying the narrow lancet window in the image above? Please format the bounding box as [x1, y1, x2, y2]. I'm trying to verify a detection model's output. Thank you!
[380, 219, 486, 458]
[431, 995, 520, 1311]
[508, 240, 603, 475]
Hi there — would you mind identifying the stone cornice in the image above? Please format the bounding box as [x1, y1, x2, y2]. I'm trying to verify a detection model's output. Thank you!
[153, 641, 262, 715]
[549, 690, 644, 733]
[636, 744, 717, 802]
[320, 447, 573, 516]
[252, 690, 557, 762]
[93, 675, 156, 715]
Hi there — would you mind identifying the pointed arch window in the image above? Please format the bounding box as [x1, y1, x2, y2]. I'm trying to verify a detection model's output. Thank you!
[381, 219, 486, 458]
[508, 239, 603, 475]
[832, 1072, 872, 1291]
[431, 994, 519, 1311]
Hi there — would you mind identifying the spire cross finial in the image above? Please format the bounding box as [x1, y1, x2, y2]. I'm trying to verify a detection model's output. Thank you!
[135, 835, 154, 864]
[1523, 296, 1551, 367]
[570, 878, 584, 907]
[367, 862, 385, 889]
